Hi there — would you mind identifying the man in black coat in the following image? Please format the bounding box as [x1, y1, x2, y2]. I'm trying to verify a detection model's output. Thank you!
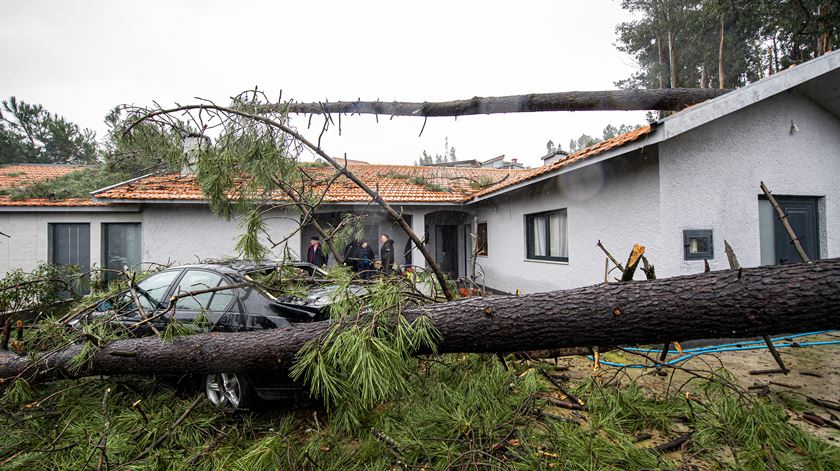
[379, 234, 395, 274]
[306, 236, 328, 267]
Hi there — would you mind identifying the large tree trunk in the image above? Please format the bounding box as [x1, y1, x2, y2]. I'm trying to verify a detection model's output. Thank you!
[3, 259, 839, 382]
[256, 89, 731, 118]
[658, 36, 665, 89]
[719, 16, 726, 88]
[668, 29, 678, 88]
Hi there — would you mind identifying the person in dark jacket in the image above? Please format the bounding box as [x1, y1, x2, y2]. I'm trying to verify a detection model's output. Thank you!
[307, 236, 328, 267]
[359, 240, 375, 278]
[379, 234, 395, 274]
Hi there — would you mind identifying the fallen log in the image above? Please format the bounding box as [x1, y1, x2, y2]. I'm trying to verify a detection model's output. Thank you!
[1, 259, 839, 382]
[258, 88, 732, 116]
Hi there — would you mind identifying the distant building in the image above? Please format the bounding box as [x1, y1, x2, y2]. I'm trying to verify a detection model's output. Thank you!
[431, 155, 525, 169]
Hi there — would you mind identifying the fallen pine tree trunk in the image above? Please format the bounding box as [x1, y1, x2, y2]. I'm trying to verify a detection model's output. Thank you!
[258, 88, 732, 116]
[1, 259, 839, 382]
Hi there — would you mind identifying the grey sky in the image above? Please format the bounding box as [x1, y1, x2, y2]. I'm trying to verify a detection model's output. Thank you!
[0, 0, 647, 168]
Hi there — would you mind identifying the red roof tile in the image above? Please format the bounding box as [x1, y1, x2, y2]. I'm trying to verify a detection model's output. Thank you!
[0, 164, 108, 207]
[470, 125, 653, 199]
[92, 126, 653, 205]
[93, 165, 526, 203]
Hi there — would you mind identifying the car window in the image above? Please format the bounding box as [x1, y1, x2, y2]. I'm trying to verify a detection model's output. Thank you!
[135, 270, 181, 311]
[175, 270, 226, 311]
[208, 284, 235, 312]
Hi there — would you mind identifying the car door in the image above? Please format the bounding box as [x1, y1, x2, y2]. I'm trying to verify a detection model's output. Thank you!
[170, 269, 238, 329]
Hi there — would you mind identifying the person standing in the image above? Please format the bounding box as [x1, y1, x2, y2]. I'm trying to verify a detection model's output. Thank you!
[379, 234, 395, 274]
[359, 240, 375, 278]
[307, 236, 328, 267]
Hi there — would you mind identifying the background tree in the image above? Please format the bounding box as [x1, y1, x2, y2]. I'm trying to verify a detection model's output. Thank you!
[415, 137, 457, 165]
[0, 96, 99, 165]
[615, 0, 839, 94]
[550, 123, 643, 155]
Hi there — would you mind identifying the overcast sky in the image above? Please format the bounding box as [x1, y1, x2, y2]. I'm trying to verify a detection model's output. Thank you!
[0, 0, 648, 168]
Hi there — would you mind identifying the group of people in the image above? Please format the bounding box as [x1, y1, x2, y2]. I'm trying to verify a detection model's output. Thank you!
[306, 233, 396, 277]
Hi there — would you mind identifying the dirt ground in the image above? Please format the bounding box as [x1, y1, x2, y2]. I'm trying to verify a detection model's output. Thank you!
[555, 332, 840, 445]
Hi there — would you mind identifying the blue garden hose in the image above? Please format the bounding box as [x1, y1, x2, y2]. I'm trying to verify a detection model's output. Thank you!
[589, 331, 840, 368]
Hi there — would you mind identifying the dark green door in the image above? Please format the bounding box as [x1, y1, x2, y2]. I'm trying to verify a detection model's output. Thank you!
[773, 197, 820, 264]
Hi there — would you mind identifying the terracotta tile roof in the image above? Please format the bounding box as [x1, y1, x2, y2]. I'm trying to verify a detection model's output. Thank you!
[93, 126, 653, 204]
[0, 164, 84, 189]
[93, 164, 526, 203]
[0, 164, 108, 207]
[469, 125, 653, 199]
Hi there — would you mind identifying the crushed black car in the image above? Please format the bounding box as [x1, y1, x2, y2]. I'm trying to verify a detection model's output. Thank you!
[70, 261, 352, 409]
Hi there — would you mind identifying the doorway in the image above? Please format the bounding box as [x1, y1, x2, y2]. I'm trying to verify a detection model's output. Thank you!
[435, 225, 459, 276]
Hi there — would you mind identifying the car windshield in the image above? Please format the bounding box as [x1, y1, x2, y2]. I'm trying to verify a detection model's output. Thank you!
[134, 270, 181, 311]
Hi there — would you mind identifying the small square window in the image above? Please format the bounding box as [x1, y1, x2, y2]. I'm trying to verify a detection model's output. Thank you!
[683, 230, 713, 260]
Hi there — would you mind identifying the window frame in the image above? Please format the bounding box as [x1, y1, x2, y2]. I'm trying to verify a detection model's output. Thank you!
[475, 222, 488, 257]
[525, 209, 568, 262]
[172, 269, 237, 313]
[101, 222, 142, 282]
[683, 229, 714, 260]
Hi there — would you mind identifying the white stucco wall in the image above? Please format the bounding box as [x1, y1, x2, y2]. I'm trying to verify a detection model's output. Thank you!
[0, 208, 141, 275]
[469, 149, 661, 294]
[139, 204, 300, 265]
[656, 90, 840, 276]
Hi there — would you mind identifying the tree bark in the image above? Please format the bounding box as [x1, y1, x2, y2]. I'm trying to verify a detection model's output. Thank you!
[658, 36, 666, 89]
[3, 259, 839, 382]
[255, 89, 731, 118]
[668, 29, 678, 88]
[719, 16, 726, 89]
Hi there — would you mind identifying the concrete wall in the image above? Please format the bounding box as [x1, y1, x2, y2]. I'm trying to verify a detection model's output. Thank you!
[656, 90, 840, 277]
[0, 208, 141, 274]
[469, 148, 661, 294]
[139, 204, 300, 265]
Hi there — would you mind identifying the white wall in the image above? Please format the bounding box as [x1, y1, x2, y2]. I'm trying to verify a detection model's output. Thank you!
[140, 204, 300, 265]
[656, 90, 840, 277]
[0, 209, 141, 275]
[470, 149, 661, 294]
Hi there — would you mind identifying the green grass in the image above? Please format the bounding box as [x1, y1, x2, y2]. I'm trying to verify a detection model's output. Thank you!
[2, 356, 838, 470]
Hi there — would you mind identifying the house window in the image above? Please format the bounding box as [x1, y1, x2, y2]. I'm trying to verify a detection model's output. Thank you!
[476, 222, 488, 256]
[49, 223, 91, 294]
[525, 209, 568, 261]
[49, 223, 91, 271]
[759, 196, 820, 265]
[683, 230, 713, 260]
[102, 223, 141, 282]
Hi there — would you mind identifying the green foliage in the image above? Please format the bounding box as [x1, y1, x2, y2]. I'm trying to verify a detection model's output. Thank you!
[0, 262, 77, 317]
[291, 272, 441, 431]
[0, 96, 99, 165]
[8, 166, 123, 200]
[103, 106, 186, 176]
[615, 0, 840, 91]
[408, 176, 447, 193]
[469, 175, 496, 190]
[415, 137, 457, 165]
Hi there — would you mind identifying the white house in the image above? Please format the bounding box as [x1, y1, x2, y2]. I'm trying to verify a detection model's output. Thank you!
[2, 50, 839, 294]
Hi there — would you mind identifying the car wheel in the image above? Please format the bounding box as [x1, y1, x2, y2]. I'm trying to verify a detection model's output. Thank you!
[205, 373, 252, 410]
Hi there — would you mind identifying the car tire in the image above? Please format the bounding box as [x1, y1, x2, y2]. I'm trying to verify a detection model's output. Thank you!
[204, 373, 252, 410]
